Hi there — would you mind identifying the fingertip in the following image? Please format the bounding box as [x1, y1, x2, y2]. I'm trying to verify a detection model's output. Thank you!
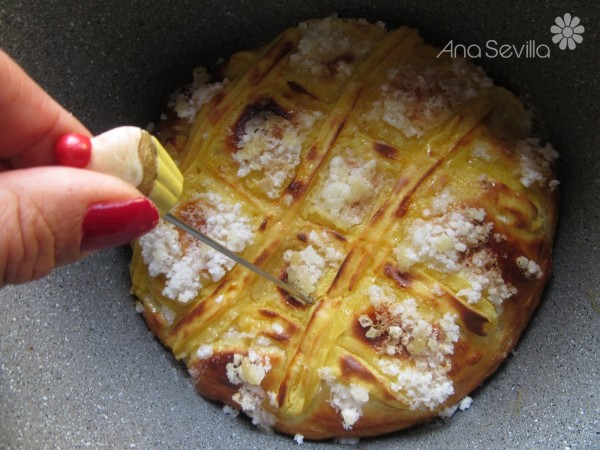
[81, 197, 160, 253]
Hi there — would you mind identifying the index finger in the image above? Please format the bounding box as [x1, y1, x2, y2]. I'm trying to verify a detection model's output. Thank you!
[0, 50, 90, 168]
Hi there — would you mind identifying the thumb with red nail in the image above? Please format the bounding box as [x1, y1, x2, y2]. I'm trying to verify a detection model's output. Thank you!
[0, 50, 159, 286]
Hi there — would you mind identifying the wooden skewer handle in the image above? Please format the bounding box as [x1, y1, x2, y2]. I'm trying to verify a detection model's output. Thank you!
[55, 127, 184, 216]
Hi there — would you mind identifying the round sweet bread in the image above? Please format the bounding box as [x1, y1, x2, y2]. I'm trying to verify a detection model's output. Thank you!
[130, 16, 559, 440]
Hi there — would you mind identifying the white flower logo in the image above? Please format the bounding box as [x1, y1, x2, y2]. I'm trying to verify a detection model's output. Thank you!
[551, 13, 584, 50]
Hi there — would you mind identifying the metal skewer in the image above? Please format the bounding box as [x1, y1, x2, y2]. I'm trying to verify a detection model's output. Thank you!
[164, 213, 314, 305]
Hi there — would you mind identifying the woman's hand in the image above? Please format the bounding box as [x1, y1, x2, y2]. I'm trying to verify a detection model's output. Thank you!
[0, 50, 159, 286]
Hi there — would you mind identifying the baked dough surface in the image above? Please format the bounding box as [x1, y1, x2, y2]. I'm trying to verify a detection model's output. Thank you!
[130, 17, 559, 439]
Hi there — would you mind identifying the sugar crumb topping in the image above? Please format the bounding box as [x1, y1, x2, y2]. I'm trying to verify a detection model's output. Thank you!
[367, 59, 492, 138]
[289, 16, 380, 78]
[233, 111, 319, 198]
[319, 368, 369, 430]
[227, 351, 271, 386]
[283, 231, 345, 296]
[223, 326, 257, 342]
[364, 285, 459, 410]
[459, 395, 473, 410]
[196, 344, 214, 360]
[439, 395, 473, 419]
[283, 194, 293, 206]
[169, 67, 228, 122]
[223, 405, 240, 418]
[139, 192, 255, 303]
[134, 302, 145, 314]
[471, 140, 494, 162]
[515, 256, 543, 279]
[271, 323, 285, 334]
[226, 351, 276, 430]
[516, 138, 559, 189]
[395, 191, 516, 306]
[395, 204, 491, 273]
[312, 150, 379, 226]
[160, 305, 175, 325]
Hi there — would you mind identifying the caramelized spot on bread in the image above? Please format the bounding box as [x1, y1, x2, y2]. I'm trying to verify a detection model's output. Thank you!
[340, 355, 378, 382]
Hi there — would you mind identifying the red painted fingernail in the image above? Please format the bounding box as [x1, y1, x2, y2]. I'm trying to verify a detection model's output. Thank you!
[81, 197, 159, 252]
[55, 133, 92, 168]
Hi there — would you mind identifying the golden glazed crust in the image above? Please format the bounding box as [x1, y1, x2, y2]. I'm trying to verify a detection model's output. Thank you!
[130, 17, 559, 440]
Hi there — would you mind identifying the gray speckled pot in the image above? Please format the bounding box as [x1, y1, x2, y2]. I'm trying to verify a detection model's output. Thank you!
[1, 1, 598, 448]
